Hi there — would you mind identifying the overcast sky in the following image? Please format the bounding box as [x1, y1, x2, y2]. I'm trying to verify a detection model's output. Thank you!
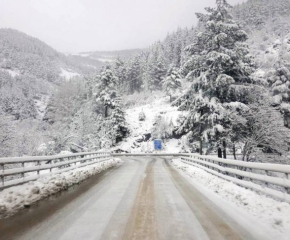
[0, 0, 245, 53]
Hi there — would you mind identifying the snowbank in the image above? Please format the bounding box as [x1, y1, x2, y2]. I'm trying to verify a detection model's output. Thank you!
[171, 158, 290, 239]
[0, 158, 122, 219]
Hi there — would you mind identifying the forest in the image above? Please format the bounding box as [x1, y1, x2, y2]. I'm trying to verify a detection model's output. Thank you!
[1, 0, 290, 164]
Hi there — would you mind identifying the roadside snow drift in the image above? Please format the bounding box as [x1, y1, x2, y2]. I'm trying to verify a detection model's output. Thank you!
[0, 158, 121, 219]
[171, 158, 290, 239]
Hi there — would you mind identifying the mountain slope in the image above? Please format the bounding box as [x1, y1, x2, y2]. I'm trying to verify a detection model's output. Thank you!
[0, 28, 96, 120]
[0, 29, 85, 82]
[76, 49, 143, 63]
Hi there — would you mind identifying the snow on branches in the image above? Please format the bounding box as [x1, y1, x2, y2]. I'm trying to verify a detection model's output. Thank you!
[178, 0, 256, 152]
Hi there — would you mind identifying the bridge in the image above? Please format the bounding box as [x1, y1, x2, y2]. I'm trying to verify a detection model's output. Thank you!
[0, 152, 290, 239]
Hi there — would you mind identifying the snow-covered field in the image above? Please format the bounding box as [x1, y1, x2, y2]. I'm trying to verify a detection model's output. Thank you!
[0, 158, 122, 219]
[171, 158, 290, 239]
[116, 95, 187, 153]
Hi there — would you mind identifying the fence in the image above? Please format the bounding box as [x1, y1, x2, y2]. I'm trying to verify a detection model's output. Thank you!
[1, 152, 290, 203]
[179, 153, 290, 203]
[0, 151, 111, 189]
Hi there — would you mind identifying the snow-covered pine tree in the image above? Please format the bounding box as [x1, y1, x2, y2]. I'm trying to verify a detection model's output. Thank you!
[109, 98, 129, 143]
[145, 42, 167, 90]
[0, 110, 16, 157]
[95, 65, 118, 117]
[267, 38, 290, 127]
[173, 28, 183, 67]
[141, 65, 153, 92]
[114, 57, 127, 92]
[179, 0, 255, 155]
[164, 33, 176, 64]
[269, 59, 290, 103]
[162, 66, 182, 102]
[126, 56, 142, 94]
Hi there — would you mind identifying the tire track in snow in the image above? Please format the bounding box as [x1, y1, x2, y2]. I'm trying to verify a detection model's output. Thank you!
[122, 158, 158, 240]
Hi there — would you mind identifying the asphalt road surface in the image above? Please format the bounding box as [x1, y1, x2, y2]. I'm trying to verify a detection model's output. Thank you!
[0, 157, 268, 240]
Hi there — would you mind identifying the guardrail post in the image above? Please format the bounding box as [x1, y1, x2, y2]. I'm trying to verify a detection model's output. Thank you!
[50, 160, 53, 173]
[1, 163, 4, 188]
[285, 173, 290, 194]
[37, 160, 40, 175]
[22, 162, 25, 179]
[265, 170, 269, 187]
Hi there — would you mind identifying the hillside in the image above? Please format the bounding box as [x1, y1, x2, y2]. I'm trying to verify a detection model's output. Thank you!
[0, 29, 98, 157]
[105, 0, 290, 162]
[114, 92, 185, 153]
[65, 54, 103, 72]
[0, 29, 86, 82]
[75, 49, 142, 62]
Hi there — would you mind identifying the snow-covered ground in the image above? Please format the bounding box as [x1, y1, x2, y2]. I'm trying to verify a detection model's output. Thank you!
[171, 158, 290, 239]
[0, 158, 122, 219]
[60, 68, 80, 80]
[116, 95, 187, 153]
[3, 69, 20, 77]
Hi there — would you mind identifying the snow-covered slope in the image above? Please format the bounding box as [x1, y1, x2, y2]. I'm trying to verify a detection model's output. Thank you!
[60, 68, 80, 80]
[116, 94, 187, 153]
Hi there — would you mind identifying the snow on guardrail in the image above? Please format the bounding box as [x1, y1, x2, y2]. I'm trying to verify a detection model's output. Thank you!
[179, 154, 290, 203]
[2, 152, 290, 203]
[0, 151, 111, 189]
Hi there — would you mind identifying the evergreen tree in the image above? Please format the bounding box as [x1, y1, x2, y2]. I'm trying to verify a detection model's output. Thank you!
[114, 57, 127, 92]
[0, 110, 16, 157]
[179, 0, 255, 155]
[269, 59, 290, 106]
[173, 28, 183, 67]
[152, 53, 167, 89]
[268, 42, 290, 127]
[162, 66, 182, 102]
[95, 65, 118, 117]
[110, 98, 129, 143]
[126, 56, 142, 94]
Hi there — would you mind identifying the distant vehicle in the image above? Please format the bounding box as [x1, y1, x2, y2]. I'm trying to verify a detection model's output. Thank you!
[154, 139, 162, 150]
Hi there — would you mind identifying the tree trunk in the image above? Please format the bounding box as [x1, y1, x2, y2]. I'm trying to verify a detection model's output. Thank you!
[169, 95, 172, 102]
[218, 148, 222, 158]
[222, 140, 227, 159]
[104, 105, 108, 118]
[233, 144, 237, 160]
[199, 138, 203, 155]
[199, 110, 203, 155]
[242, 142, 247, 161]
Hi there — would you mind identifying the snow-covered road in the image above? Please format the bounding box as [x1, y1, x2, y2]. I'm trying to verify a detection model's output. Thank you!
[0, 157, 276, 240]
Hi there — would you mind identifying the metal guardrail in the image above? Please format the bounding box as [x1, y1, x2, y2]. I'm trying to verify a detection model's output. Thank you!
[1, 152, 290, 203]
[179, 154, 290, 203]
[0, 151, 111, 189]
[114, 153, 290, 202]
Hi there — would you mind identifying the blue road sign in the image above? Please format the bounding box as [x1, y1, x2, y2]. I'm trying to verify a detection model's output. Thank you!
[154, 139, 162, 150]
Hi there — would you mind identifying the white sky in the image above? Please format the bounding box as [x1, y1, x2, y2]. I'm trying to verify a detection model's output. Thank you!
[0, 0, 245, 53]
